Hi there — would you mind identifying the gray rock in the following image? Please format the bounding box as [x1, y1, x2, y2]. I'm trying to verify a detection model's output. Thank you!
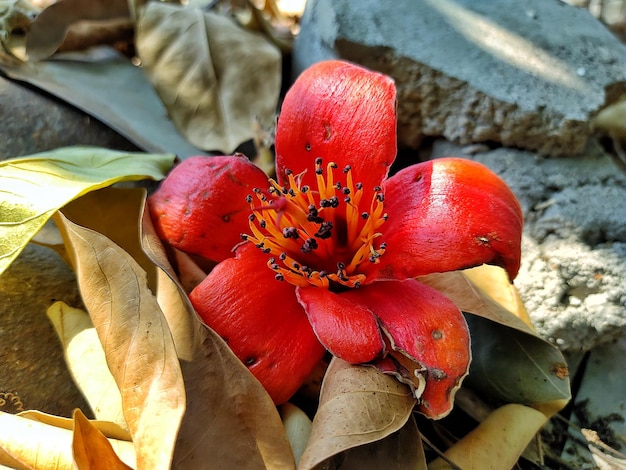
[294, 0, 626, 156]
[0, 75, 137, 159]
[430, 140, 626, 351]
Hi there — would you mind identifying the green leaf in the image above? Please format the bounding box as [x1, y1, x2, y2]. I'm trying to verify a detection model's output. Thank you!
[0, 146, 175, 275]
[463, 313, 571, 406]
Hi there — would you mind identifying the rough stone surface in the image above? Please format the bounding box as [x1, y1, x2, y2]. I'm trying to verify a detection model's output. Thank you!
[430, 140, 626, 351]
[0, 243, 91, 417]
[294, 0, 626, 156]
[0, 77, 137, 416]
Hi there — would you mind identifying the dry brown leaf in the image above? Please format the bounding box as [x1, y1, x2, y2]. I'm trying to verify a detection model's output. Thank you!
[72, 409, 133, 470]
[418, 269, 535, 334]
[25, 0, 129, 60]
[136, 2, 282, 153]
[318, 416, 427, 470]
[428, 404, 547, 470]
[19, 410, 130, 442]
[0, 411, 136, 470]
[140, 197, 297, 469]
[462, 264, 534, 328]
[299, 357, 417, 470]
[58, 208, 185, 470]
[46, 301, 127, 430]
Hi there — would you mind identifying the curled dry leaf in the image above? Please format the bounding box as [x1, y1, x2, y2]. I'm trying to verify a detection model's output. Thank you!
[299, 357, 417, 470]
[46, 301, 126, 430]
[141, 197, 297, 469]
[428, 404, 548, 470]
[72, 409, 133, 470]
[0, 411, 136, 470]
[25, 0, 129, 61]
[19, 410, 130, 442]
[318, 416, 427, 470]
[136, 2, 282, 153]
[58, 210, 186, 470]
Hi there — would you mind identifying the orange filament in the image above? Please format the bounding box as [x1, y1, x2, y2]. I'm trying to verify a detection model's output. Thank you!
[243, 158, 387, 289]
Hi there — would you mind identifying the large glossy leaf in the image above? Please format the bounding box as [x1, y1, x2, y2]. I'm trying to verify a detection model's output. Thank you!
[0, 146, 174, 276]
[462, 314, 571, 406]
[58, 211, 186, 470]
[141, 198, 297, 469]
[136, 2, 282, 153]
[299, 358, 417, 470]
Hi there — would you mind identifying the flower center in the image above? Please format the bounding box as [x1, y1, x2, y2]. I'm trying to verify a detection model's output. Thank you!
[243, 158, 387, 289]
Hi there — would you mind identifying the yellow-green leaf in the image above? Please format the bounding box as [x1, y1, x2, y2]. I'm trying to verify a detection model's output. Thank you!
[0, 146, 175, 275]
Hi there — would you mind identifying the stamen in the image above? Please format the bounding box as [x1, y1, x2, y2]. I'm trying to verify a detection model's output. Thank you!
[244, 159, 388, 289]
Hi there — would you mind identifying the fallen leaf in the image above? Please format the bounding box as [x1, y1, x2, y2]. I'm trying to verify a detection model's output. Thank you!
[136, 2, 282, 153]
[463, 313, 571, 407]
[280, 403, 312, 466]
[46, 301, 126, 431]
[25, 0, 129, 60]
[58, 212, 186, 470]
[60, 186, 296, 468]
[0, 52, 207, 157]
[428, 404, 547, 470]
[19, 410, 130, 442]
[462, 264, 533, 328]
[141, 204, 297, 469]
[418, 269, 534, 334]
[0, 146, 174, 276]
[299, 357, 417, 470]
[0, 0, 37, 63]
[319, 416, 426, 470]
[0, 411, 136, 470]
[72, 409, 133, 470]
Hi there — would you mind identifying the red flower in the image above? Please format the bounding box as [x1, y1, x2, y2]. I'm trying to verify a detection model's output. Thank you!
[149, 60, 523, 419]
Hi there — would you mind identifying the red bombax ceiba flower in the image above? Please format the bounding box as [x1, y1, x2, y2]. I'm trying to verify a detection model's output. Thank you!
[149, 60, 523, 419]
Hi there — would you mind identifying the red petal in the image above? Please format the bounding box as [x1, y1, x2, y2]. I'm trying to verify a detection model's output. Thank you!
[372, 158, 523, 280]
[342, 279, 470, 419]
[149, 155, 269, 263]
[189, 244, 326, 404]
[296, 286, 384, 363]
[275, 60, 396, 193]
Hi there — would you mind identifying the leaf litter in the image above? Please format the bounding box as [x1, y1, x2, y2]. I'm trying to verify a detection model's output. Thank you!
[0, 0, 585, 467]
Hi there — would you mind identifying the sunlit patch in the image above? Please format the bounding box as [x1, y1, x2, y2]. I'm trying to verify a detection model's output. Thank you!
[243, 158, 387, 289]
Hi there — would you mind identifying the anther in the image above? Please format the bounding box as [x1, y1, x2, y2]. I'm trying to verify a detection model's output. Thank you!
[314, 221, 333, 239]
[253, 187, 261, 193]
[329, 196, 339, 208]
[315, 167, 323, 175]
[248, 214, 256, 221]
[315, 157, 323, 165]
[361, 212, 369, 219]
[355, 182, 363, 190]
[337, 262, 346, 270]
[374, 186, 382, 191]
[301, 185, 309, 193]
[342, 187, 351, 195]
[245, 195, 252, 203]
[343, 165, 351, 173]
[320, 199, 331, 208]
[301, 238, 319, 254]
[285, 169, 293, 176]
[376, 194, 385, 202]
[279, 252, 287, 260]
[344, 196, 351, 203]
[282, 227, 299, 239]
[240, 233, 248, 240]
[262, 247, 271, 254]
[259, 220, 267, 228]
[275, 274, 284, 281]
